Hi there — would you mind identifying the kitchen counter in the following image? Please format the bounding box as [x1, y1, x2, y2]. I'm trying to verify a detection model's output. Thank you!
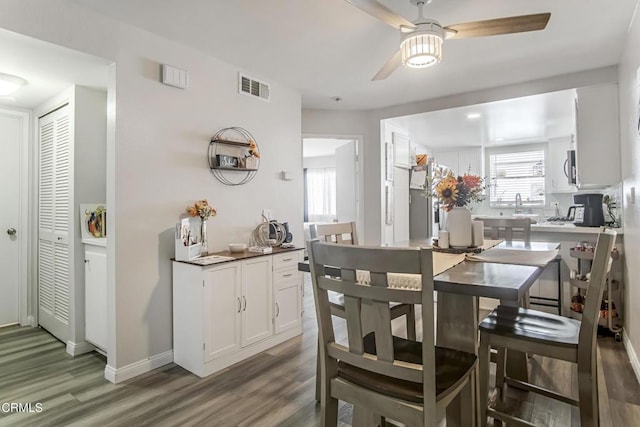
[532, 223, 624, 235]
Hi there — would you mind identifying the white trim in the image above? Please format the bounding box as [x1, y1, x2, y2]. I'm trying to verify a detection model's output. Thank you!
[302, 133, 365, 244]
[104, 350, 173, 384]
[623, 330, 640, 386]
[66, 340, 95, 356]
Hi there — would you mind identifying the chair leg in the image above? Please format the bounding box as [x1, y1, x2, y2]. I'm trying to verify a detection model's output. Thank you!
[322, 394, 339, 427]
[578, 352, 599, 427]
[352, 405, 374, 427]
[479, 332, 490, 427]
[406, 305, 417, 341]
[495, 347, 507, 401]
[315, 338, 321, 402]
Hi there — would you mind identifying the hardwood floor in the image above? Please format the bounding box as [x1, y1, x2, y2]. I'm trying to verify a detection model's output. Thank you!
[1, 276, 639, 426]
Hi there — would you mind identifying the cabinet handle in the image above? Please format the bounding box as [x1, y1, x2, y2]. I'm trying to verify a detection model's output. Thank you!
[237, 297, 241, 313]
[84, 260, 89, 264]
[242, 296, 247, 311]
[282, 258, 292, 262]
[275, 302, 280, 317]
[282, 273, 293, 278]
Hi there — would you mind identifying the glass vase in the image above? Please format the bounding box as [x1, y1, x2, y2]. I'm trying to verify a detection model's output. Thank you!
[200, 219, 208, 256]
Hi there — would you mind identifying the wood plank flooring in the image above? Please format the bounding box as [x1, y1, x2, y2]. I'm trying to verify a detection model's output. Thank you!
[1, 275, 639, 426]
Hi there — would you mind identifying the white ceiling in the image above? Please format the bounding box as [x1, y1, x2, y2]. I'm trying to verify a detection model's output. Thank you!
[303, 138, 353, 158]
[389, 89, 576, 149]
[0, 28, 109, 109]
[67, 0, 638, 110]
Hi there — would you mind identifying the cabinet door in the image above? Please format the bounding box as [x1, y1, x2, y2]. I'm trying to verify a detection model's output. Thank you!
[433, 151, 459, 176]
[274, 281, 302, 334]
[204, 263, 241, 362]
[84, 245, 107, 350]
[241, 257, 273, 347]
[576, 84, 621, 187]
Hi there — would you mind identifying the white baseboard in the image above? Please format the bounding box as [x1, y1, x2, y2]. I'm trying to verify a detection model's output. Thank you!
[66, 340, 95, 356]
[623, 330, 640, 386]
[104, 350, 173, 384]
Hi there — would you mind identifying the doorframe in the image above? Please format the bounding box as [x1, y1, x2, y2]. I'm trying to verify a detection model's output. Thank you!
[302, 134, 365, 243]
[0, 106, 31, 326]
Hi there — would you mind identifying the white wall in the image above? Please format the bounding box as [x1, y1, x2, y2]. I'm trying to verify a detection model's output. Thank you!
[303, 155, 335, 169]
[617, 0, 640, 372]
[0, 0, 302, 375]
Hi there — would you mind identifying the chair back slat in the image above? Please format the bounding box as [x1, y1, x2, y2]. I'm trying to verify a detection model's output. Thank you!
[480, 218, 531, 243]
[311, 222, 359, 245]
[579, 229, 616, 355]
[308, 240, 435, 387]
[344, 295, 364, 355]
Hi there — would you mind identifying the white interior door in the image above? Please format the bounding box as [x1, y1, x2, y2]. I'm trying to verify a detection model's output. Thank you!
[335, 140, 357, 224]
[393, 167, 410, 242]
[38, 105, 71, 342]
[0, 111, 23, 326]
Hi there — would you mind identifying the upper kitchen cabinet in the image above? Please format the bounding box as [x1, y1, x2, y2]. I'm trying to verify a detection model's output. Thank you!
[432, 148, 482, 177]
[575, 84, 621, 188]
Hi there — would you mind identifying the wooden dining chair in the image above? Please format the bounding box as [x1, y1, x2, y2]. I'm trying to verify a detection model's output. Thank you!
[478, 229, 616, 427]
[308, 240, 478, 426]
[479, 217, 532, 243]
[309, 222, 417, 403]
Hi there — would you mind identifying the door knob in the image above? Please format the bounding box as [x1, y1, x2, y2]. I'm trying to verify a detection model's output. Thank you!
[6, 228, 16, 236]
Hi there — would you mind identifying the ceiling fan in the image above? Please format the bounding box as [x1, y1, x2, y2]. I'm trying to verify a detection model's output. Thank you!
[345, 0, 551, 80]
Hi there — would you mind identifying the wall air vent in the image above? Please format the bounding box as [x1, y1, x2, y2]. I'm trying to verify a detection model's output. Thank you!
[239, 73, 270, 102]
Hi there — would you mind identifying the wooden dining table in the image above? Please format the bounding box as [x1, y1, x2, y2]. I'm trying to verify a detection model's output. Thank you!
[299, 238, 561, 382]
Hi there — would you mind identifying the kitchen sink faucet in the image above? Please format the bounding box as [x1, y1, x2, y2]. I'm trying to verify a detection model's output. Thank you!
[515, 193, 523, 214]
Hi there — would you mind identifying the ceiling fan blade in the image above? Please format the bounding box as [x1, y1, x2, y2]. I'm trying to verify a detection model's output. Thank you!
[372, 50, 402, 81]
[444, 13, 551, 39]
[345, 0, 415, 30]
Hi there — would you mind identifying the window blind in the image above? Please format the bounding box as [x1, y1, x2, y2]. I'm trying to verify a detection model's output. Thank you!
[489, 150, 545, 207]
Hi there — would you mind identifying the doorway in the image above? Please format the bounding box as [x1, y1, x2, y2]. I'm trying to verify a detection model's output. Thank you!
[302, 136, 364, 241]
[0, 107, 29, 327]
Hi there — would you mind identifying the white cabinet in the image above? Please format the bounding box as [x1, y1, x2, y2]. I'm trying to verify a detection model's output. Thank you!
[272, 252, 303, 334]
[548, 136, 576, 193]
[173, 249, 303, 378]
[204, 262, 241, 362]
[575, 84, 621, 188]
[84, 242, 107, 351]
[241, 257, 273, 346]
[432, 148, 482, 176]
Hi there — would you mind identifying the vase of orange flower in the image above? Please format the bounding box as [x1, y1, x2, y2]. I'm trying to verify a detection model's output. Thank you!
[186, 199, 217, 255]
[427, 169, 485, 248]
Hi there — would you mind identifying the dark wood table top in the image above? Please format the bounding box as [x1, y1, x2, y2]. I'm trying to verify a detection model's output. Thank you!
[299, 240, 559, 301]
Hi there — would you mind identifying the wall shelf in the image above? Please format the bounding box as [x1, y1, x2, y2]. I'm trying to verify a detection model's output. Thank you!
[208, 127, 260, 186]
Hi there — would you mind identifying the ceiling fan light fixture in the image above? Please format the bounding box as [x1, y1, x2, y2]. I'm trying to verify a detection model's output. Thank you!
[400, 23, 444, 69]
[0, 73, 27, 96]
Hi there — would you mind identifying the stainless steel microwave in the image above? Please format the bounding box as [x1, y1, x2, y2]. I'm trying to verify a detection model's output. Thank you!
[565, 150, 577, 185]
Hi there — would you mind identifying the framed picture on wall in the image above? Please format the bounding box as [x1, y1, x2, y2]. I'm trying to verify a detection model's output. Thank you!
[393, 132, 411, 169]
[385, 142, 394, 181]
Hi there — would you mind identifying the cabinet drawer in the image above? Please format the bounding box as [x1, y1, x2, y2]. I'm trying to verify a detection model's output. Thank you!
[273, 267, 300, 286]
[272, 251, 300, 270]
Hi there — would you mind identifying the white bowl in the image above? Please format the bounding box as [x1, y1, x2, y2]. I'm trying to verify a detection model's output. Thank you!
[229, 243, 247, 253]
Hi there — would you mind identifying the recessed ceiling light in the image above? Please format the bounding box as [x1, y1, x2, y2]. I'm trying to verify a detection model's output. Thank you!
[0, 73, 27, 96]
[466, 113, 481, 119]
[496, 138, 505, 142]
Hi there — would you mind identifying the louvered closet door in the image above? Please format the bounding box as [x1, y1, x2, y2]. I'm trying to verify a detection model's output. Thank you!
[38, 105, 71, 343]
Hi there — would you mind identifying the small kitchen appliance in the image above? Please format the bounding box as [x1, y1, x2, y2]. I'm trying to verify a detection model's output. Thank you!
[571, 193, 605, 227]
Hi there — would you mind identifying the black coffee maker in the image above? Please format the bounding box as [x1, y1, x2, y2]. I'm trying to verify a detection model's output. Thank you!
[571, 193, 605, 227]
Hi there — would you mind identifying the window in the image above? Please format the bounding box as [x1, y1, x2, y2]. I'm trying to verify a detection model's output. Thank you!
[305, 168, 336, 222]
[488, 147, 545, 208]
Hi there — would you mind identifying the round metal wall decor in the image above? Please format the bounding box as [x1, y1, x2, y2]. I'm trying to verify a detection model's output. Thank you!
[208, 127, 260, 186]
